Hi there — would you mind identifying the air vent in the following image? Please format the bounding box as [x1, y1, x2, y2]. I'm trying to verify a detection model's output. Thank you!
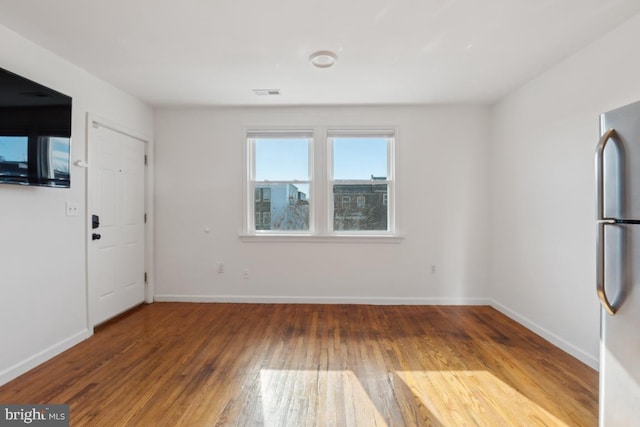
[253, 89, 281, 96]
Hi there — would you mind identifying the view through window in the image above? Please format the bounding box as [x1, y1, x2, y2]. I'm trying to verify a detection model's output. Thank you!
[247, 129, 394, 235]
[330, 135, 391, 232]
[251, 134, 311, 232]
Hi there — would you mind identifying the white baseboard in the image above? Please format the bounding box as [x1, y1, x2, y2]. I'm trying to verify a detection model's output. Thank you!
[154, 294, 492, 306]
[0, 329, 93, 387]
[489, 299, 599, 370]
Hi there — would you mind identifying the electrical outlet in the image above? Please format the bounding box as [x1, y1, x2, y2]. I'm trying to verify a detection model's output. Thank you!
[217, 263, 224, 274]
[243, 269, 249, 280]
[66, 202, 80, 217]
[431, 265, 436, 274]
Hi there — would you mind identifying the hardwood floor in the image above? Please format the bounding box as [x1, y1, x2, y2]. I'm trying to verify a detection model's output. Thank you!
[0, 303, 597, 426]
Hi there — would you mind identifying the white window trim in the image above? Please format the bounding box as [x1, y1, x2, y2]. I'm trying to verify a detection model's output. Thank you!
[242, 126, 400, 241]
[245, 129, 314, 235]
[327, 131, 396, 235]
[239, 234, 403, 243]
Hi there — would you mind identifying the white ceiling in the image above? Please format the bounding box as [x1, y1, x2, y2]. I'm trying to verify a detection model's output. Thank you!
[1, 0, 639, 107]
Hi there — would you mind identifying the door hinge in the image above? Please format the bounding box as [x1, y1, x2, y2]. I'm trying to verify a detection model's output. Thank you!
[144, 213, 147, 223]
[144, 272, 148, 283]
[144, 155, 148, 165]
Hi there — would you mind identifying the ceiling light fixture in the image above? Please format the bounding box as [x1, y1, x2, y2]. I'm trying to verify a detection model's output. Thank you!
[310, 51, 337, 68]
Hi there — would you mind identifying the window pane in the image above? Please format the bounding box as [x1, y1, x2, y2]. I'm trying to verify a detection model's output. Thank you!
[254, 183, 310, 231]
[333, 137, 387, 180]
[255, 138, 309, 181]
[333, 184, 387, 231]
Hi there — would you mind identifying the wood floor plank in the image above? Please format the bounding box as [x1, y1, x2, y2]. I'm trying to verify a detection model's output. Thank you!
[0, 303, 598, 426]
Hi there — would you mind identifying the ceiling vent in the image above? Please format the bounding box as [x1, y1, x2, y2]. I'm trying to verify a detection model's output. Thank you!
[253, 89, 281, 96]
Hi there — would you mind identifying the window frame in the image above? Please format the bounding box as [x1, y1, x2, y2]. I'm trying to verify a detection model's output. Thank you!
[246, 130, 314, 235]
[327, 130, 396, 235]
[243, 127, 398, 241]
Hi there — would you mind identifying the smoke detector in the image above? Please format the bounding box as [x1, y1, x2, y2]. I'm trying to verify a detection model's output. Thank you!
[310, 51, 337, 68]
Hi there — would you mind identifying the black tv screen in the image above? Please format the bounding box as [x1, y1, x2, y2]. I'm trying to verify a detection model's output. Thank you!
[0, 67, 72, 188]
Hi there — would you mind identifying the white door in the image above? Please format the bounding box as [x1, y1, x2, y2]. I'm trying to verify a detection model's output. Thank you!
[89, 122, 146, 326]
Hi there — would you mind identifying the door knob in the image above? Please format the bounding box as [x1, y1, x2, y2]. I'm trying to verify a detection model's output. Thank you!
[92, 233, 101, 240]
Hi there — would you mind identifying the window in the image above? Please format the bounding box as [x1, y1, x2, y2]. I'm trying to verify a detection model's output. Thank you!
[330, 132, 394, 232]
[245, 128, 395, 237]
[247, 131, 312, 233]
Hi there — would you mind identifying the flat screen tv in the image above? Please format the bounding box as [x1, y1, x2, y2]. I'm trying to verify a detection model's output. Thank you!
[0, 67, 72, 188]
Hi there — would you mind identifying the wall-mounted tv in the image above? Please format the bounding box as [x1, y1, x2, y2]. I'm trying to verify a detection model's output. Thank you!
[0, 67, 72, 188]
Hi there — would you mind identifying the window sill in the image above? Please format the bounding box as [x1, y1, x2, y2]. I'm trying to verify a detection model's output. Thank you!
[239, 234, 403, 244]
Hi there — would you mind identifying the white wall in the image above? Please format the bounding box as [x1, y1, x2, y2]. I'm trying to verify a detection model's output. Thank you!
[0, 25, 153, 385]
[154, 106, 491, 303]
[490, 13, 640, 369]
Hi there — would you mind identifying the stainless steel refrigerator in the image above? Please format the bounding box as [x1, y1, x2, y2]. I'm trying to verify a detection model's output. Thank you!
[596, 100, 640, 425]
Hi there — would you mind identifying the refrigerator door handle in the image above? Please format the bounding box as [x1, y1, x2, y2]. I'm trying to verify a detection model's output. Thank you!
[596, 221, 617, 315]
[596, 128, 618, 315]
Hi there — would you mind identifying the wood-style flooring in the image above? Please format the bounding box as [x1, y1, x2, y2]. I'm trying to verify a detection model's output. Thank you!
[0, 303, 598, 426]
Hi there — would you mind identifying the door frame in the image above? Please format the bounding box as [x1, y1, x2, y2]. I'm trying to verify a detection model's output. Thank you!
[85, 112, 154, 328]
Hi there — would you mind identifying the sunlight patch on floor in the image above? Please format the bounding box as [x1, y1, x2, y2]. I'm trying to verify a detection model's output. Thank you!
[395, 370, 568, 426]
[260, 369, 388, 427]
